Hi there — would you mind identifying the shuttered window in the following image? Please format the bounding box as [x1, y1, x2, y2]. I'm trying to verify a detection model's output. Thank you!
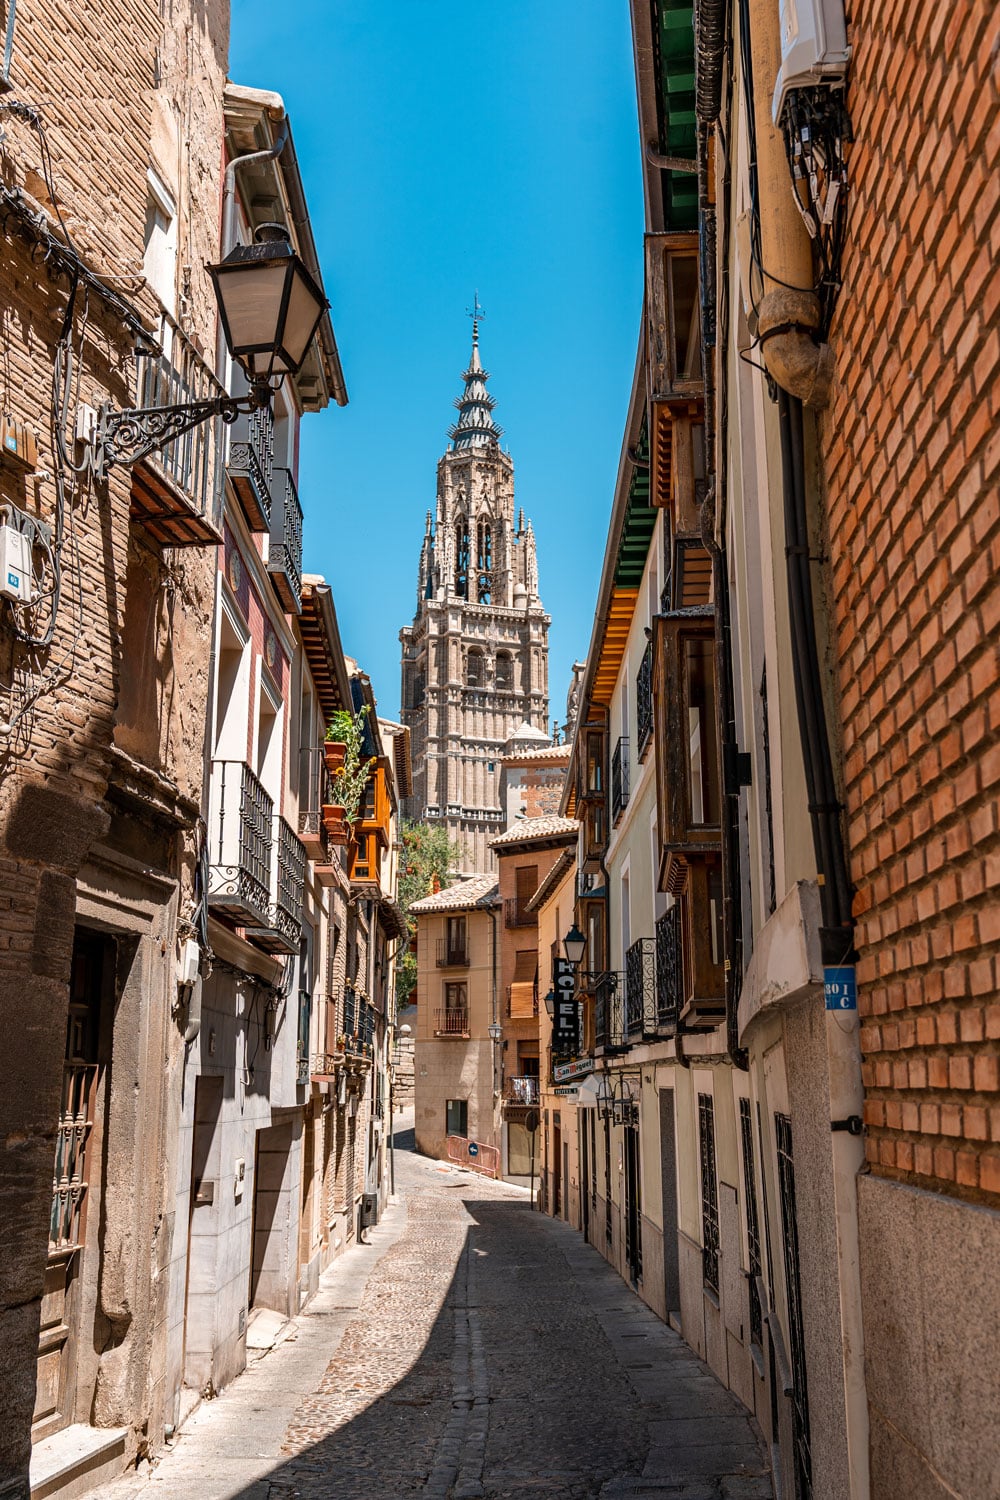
[509, 950, 537, 1017]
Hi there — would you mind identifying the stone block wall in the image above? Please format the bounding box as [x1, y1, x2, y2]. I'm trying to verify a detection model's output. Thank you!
[825, 0, 1000, 1203]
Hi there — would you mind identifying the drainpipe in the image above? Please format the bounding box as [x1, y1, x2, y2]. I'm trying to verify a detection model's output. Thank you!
[747, 0, 832, 407]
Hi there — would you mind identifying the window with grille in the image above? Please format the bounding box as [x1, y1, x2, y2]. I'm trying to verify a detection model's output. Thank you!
[698, 1092, 720, 1294]
[739, 1097, 763, 1347]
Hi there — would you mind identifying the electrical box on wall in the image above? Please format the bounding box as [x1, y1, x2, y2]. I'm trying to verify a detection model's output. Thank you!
[1, 416, 39, 472]
[773, 0, 850, 122]
[0, 523, 32, 603]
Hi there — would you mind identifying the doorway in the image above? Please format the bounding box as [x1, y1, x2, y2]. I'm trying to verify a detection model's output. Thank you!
[552, 1113, 562, 1217]
[249, 1121, 294, 1315]
[183, 1073, 224, 1394]
[624, 1124, 642, 1286]
[580, 1115, 590, 1242]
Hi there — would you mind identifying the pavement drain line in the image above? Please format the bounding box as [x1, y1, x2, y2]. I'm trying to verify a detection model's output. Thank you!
[422, 1229, 490, 1500]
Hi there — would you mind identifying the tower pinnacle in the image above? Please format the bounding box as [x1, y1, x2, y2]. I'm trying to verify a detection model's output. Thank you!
[448, 306, 503, 451]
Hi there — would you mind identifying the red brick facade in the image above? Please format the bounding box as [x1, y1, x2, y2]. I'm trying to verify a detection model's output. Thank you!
[825, 0, 1000, 1201]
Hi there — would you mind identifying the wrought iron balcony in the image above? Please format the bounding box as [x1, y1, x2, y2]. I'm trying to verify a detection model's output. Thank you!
[655, 904, 682, 1030]
[594, 971, 625, 1052]
[298, 745, 333, 861]
[342, 983, 357, 1040]
[611, 736, 630, 824]
[637, 641, 654, 759]
[129, 312, 225, 546]
[269, 467, 304, 615]
[434, 1007, 470, 1037]
[504, 1076, 540, 1107]
[247, 816, 306, 954]
[436, 937, 469, 967]
[625, 936, 656, 1040]
[504, 896, 537, 928]
[227, 402, 274, 531]
[207, 760, 273, 928]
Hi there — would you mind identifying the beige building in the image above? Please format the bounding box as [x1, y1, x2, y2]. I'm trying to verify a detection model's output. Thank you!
[411, 875, 501, 1167]
[399, 320, 551, 874]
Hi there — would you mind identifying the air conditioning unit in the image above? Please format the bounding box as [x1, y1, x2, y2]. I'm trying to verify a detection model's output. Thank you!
[773, 0, 850, 123]
[0, 522, 32, 603]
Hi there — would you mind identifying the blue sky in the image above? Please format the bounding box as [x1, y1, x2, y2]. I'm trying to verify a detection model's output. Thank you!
[230, 2, 644, 723]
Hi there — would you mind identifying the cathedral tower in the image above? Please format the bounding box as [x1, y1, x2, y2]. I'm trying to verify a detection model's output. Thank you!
[400, 317, 551, 873]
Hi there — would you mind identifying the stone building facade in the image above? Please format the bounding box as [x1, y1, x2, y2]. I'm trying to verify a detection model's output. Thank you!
[399, 323, 551, 874]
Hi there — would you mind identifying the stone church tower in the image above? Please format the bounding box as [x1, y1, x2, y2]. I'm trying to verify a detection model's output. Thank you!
[400, 319, 551, 873]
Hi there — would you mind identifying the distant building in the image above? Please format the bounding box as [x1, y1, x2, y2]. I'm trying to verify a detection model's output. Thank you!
[399, 320, 551, 873]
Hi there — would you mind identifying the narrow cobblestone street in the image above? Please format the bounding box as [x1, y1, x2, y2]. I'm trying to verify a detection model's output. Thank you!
[93, 1116, 770, 1500]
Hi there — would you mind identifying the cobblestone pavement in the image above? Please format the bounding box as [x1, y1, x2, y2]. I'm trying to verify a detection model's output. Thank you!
[92, 1115, 771, 1500]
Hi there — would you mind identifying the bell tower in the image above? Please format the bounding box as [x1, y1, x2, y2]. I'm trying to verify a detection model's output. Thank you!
[400, 312, 551, 873]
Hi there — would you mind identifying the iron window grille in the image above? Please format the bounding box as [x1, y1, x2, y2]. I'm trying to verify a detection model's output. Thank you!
[655, 904, 682, 1028]
[273, 816, 306, 945]
[625, 936, 656, 1039]
[636, 640, 654, 759]
[739, 1097, 764, 1347]
[698, 1092, 720, 1294]
[611, 735, 630, 824]
[136, 312, 227, 529]
[776, 1112, 812, 1496]
[227, 399, 274, 530]
[342, 983, 357, 1040]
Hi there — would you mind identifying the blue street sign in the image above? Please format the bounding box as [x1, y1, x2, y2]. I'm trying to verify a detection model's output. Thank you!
[468, 1141, 479, 1158]
[824, 966, 857, 1011]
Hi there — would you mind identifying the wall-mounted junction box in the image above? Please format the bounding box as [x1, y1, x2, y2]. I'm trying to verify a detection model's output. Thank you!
[0, 523, 32, 603]
[1, 416, 39, 472]
[773, 0, 850, 122]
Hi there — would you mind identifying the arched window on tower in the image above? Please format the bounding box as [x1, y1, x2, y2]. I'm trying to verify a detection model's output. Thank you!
[455, 519, 470, 599]
[467, 648, 484, 687]
[495, 650, 513, 691]
[477, 519, 492, 603]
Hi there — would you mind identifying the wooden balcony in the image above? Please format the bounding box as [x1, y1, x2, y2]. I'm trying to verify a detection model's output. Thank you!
[644, 232, 705, 524]
[130, 313, 225, 546]
[356, 763, 391, 849]
[349, 830, 382, 894]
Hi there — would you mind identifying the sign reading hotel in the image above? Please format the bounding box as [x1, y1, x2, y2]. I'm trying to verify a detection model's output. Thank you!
[551, 957, 580, 1058]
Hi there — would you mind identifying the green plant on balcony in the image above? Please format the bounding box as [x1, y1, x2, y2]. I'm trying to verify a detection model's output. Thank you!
[325, 705, 375, 826]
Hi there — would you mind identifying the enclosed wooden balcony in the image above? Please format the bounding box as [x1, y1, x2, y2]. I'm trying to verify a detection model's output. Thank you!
[644, 232, 706, 528]
[356, 763, 391, 849]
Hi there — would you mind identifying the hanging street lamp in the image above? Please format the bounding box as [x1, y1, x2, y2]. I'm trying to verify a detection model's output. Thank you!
[92, 223, 328, 477]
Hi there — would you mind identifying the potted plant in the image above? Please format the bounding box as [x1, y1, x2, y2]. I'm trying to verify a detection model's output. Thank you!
[328, 704, 376, 826]
[322, 801, 349, 844]
[323, 719, 347, 776]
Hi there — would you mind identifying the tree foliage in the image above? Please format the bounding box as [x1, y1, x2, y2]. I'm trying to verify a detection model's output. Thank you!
[395, 819, 460, 1005]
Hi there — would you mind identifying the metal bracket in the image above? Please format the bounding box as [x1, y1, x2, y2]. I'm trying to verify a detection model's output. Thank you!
[93, 393, 247, 479]
[831, 1116, 863, 1135]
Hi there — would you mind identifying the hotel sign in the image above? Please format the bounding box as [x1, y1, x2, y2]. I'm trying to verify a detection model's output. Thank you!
[551, 958, 580, 1057]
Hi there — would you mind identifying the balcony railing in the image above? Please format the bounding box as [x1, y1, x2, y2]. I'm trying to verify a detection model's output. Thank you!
[296, 990, 311, 1085]
[625, 936, 656, 1040]
[246, 815, 306, 954]
[504, 896, 537, 928]
[227, 403, 274, 531]
[637, 641, 653, 759]
[208, 760, 273, 927]
[594, 971, 625, 1052]
[298, 745, 333, 861]
[343, 983, 357, 1040]
[130, 312, 225, 545]
[269, 467, 304, 615]
[655, 904, 682, 1029]
[504, 1076, 540, 1106]
[436, 937, 469, 967]
[434, 1007, 470, 1037]
[611, 736, 630, 824]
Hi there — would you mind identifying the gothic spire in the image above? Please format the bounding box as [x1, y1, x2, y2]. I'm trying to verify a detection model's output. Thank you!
[448, 307, 504, 451]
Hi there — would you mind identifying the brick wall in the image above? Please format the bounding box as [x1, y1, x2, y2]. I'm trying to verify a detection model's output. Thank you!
[824, 0, 1000, 1201]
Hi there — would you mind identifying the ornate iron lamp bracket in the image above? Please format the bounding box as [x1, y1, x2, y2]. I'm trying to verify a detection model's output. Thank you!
[94, 391, 250, 479]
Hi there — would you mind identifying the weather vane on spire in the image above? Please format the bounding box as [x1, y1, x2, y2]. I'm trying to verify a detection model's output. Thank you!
[467, 291, 486, 344]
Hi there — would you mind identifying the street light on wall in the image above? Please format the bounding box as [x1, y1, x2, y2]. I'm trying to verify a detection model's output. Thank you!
[92, 223, 328, 477]
[543, 988, 556, 1019]
[487, 1022, 502, 1044]
[562, 924, 586, 969]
